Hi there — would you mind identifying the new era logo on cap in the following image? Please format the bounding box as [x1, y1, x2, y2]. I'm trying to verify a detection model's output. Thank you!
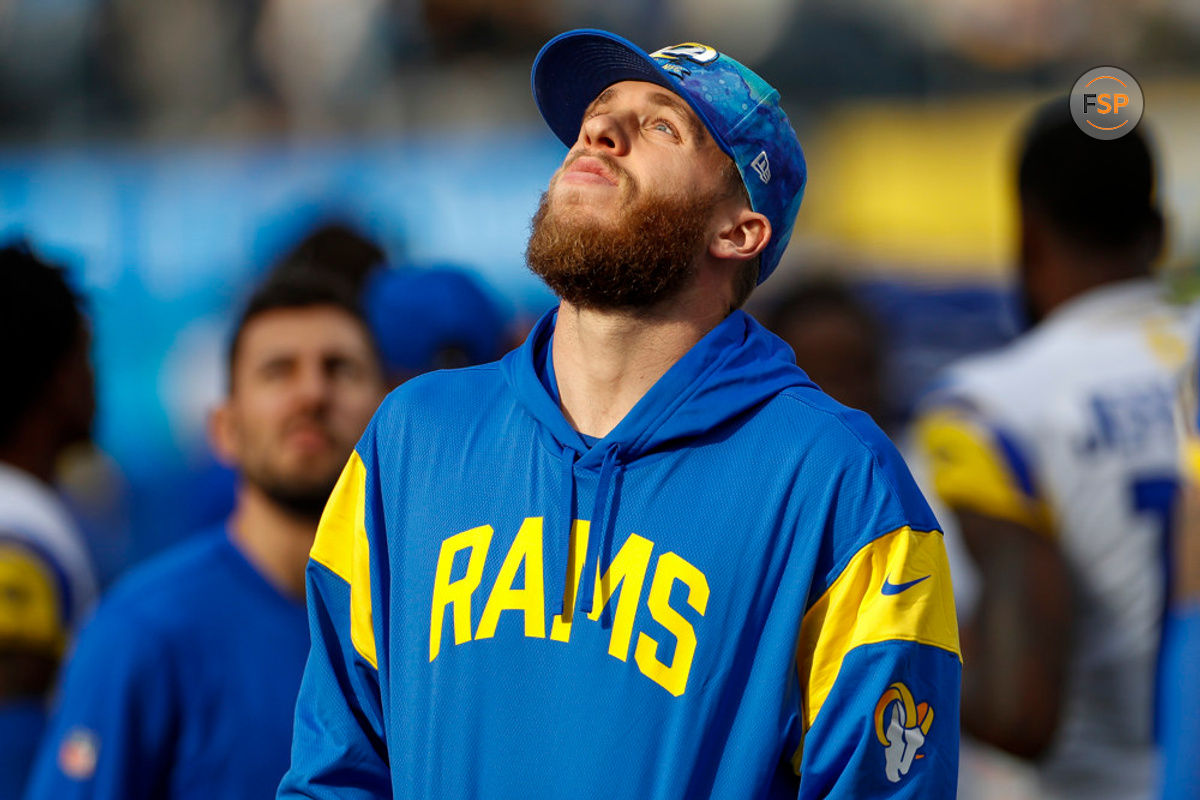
[751, 151, 771, 183]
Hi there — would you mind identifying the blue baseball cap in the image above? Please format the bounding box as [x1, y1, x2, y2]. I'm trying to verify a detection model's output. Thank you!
[364, 265, 508, 377]
[532, 29, 806, 285]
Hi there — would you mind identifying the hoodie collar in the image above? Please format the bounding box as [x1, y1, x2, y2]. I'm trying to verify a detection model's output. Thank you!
[503, 307, 808, 463]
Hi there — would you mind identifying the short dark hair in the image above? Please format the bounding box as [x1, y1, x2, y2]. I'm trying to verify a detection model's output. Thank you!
[721, 159, 761, 309]
[227, 269, 381, 389]
[0, 243, 87, 444]
[1018, 100, 1161, 252]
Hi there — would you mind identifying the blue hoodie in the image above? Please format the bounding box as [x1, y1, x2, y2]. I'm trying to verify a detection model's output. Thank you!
[279, 308, 960, 799]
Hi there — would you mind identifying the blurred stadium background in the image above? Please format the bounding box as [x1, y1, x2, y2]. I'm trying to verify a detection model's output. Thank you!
[2, 0, 1199, 585]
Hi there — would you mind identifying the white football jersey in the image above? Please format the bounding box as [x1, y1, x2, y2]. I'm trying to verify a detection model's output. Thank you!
[914, 278, 1195, 800]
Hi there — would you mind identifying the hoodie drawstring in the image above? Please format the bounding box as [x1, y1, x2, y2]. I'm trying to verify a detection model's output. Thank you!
[548, 444, 577, 618]
[579, 442, 620, 623]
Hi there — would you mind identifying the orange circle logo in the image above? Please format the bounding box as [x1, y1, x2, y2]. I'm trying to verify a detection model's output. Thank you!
[1070, 67, 1144, 140]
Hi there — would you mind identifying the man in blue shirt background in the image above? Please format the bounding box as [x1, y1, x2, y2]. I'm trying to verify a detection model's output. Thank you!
[25, 269, 387, 799]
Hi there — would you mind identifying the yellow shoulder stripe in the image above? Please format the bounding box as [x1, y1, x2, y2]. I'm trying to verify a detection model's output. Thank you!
[796, 526, 960, 731]
[0, 542, 66, 653]
[915, 408, 1053, 535]
[309, 451, 377, 669]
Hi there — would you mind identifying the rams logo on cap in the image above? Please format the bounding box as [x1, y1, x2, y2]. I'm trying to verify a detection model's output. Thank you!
[651, 43, 718, 77]
[874, 682, 933, 783]
[651, 43, 719, 64]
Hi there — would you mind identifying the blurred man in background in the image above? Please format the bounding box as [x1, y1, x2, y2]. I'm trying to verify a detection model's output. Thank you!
[914, 104, 1191, 799]
[0, 244, 100, 799]
[762, 278, 887, 429]
[176, 219, 392, 538]
[25, 271, 386, 799]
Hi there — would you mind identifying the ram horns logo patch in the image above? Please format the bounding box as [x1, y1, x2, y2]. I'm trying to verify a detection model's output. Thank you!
[874, 682, 933, 783]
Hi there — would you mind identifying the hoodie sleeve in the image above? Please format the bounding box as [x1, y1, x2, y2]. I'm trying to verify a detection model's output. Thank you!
[791, 423, 962, 799]
[794, 527, 961, 798]
[278, 442, 390, 799]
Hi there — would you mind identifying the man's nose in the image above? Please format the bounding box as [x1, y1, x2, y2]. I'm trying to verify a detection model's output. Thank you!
[580, 111, 630, 156]
[294, 363, 333, 408]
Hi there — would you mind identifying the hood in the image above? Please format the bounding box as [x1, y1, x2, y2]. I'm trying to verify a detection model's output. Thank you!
[499, 307, 813, 622]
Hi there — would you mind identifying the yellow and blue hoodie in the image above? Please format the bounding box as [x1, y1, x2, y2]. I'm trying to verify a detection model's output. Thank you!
[278, 308, 961, 799]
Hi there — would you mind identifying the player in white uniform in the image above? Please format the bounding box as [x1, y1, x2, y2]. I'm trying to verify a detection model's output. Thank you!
[0, 244, 99, 797]
[913, 105, 1191, 800]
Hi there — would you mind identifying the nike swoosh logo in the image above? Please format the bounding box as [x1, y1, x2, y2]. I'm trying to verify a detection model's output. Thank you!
[881, 574, 931, 595]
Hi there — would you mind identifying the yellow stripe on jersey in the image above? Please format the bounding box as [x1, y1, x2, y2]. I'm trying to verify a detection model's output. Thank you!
[309, 451, 378, 669]
[915, 408, 1053, 535]
[1142, 316, 1188, 369]
[796, 526, 960, 731]
[0, 542, 66, 653]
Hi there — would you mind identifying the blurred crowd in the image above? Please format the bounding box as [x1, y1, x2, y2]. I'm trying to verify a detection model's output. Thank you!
[2, 1, 1200, 798]
[4, 0, 1200, 141]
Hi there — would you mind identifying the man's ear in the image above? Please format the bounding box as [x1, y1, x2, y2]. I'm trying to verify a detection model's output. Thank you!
[709, 209, 771, 263]
[208, 402, 239, 467]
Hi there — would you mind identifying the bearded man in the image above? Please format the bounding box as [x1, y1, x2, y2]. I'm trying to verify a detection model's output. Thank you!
[26, 272, 386, 800]
[280, 30, 960, 799]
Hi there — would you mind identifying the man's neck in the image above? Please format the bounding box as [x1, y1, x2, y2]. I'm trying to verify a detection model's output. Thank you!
[228, 484, 317, 601]
[0, 414, 60, 485]
[1038, 258, 1150, 321]
[551, 296, 728, 438]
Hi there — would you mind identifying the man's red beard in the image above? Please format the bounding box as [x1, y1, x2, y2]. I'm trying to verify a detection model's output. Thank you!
[525, 181, 717, 311]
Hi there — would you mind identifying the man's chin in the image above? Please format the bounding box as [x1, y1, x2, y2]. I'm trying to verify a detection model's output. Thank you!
[245, 459, 346, 521]
[526, 185, 712, 312]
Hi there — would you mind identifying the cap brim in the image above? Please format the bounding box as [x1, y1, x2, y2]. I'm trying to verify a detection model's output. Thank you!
[532, 30, 686, 150]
